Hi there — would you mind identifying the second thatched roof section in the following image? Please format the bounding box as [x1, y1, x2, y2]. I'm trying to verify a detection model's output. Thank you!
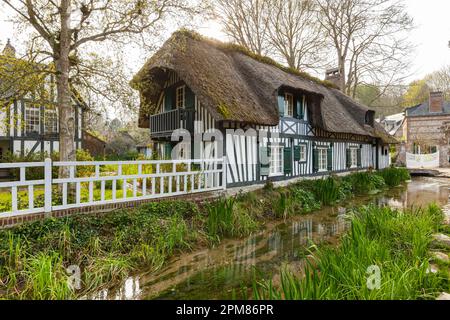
[132, 30, 396, 144]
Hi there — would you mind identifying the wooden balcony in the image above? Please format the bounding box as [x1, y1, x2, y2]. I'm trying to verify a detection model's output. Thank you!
[150, 108, 195, 138]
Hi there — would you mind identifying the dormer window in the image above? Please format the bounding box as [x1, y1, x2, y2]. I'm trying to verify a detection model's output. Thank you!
[365, 111, 375, 126]
[284, 93, 294, 117]
[176, 85, 185, 109]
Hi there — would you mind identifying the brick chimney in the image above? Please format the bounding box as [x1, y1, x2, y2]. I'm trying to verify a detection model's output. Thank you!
[325, 68, 342, 90]
[429, 91, 444, 113]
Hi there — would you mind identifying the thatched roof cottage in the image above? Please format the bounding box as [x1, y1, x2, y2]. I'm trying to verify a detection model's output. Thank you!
[132, 30, 395, 187]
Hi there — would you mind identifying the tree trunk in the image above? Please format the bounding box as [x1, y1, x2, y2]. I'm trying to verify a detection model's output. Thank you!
[338, 55, 346, 92]
[56, 0, 76, 179]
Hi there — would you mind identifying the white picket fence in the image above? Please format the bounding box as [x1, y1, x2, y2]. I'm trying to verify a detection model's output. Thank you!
[406, 152, 440, 169]
[0, 157, 227, 218]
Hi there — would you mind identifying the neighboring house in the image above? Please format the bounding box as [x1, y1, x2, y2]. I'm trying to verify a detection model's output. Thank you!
[136, 143, 153, 158]
[401, 92, 450, 167]
[82, 131, 106, 158]
[104, 130, 138, 155]
[0, 40, 86, 158]
[132, 31, 395, 187]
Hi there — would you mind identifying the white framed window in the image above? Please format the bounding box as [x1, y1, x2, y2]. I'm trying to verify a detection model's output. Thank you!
[25, 105, 40, 134]
[44, 109, 58, 134]
[349, 148, 358, 168]
[284, 93, 294, 117]
[176, 85, 185, 109]
[318, 148, 328, 172]
[269, 145, 284, 177]
[299, 144, 307, 162]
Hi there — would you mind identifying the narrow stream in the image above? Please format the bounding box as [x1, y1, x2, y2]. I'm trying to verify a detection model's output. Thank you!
[91, 177, 450, 300]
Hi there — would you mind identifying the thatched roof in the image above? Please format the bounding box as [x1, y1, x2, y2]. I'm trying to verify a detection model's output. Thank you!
[132, 30, 395, 143]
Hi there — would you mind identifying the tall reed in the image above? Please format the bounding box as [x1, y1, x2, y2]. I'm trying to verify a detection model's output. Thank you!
[253, 204, 446, 300]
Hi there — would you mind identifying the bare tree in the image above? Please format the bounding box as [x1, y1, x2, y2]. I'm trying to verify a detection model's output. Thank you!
[268, 0, 326, 70]
[215, 0, 271, 55]
[316, 0, 414, 96]
[426, 65, 450, 100]
[2, 0, 205, 177]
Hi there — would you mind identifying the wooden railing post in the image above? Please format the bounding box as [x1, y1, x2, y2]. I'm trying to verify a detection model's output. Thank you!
[44, 158, 52, 214]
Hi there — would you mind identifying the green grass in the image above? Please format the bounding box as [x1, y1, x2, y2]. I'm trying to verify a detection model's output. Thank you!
[253, 204, 448, 300]
[0, 167, 412, 299]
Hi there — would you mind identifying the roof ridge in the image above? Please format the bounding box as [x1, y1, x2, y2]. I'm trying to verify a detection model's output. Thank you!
[171, 29, 339, 90]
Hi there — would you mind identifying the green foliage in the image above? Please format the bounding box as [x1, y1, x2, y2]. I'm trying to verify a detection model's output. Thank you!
[206, 197, 236, 240]
[254, 204, 447, 300]
[343, 172, 386, 194]
[290, 188, 321, 214]
[377, 167, 410, 187]
[311, 177, 342, 206]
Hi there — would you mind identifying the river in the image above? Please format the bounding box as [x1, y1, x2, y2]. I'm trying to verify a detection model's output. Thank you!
[90, 177, 450, 300]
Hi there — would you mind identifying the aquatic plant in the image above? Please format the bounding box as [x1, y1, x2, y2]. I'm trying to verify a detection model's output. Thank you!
[206, 197, 235, 240]
[253, 204, 447, 300]
[343, 172, 386, 194]
[377, 167, 410, 187]
[312, 177, 342, 206]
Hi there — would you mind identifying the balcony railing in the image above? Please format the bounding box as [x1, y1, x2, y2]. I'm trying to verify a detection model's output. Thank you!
[150, 108, 195, 138]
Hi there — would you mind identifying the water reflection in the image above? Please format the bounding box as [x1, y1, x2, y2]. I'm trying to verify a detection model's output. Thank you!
[90, 177, 450, 300]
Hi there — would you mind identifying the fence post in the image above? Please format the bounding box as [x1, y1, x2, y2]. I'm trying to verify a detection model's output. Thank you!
[222, 156, 227, 190]
[44, 158, 52, 214]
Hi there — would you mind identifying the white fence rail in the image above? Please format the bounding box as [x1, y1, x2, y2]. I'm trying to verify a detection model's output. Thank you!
[0, 157, 227, 218]
[406, 152, 440, 169]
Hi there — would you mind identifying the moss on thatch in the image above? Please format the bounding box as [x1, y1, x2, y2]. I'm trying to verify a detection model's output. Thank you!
[171, 29, 339, 90]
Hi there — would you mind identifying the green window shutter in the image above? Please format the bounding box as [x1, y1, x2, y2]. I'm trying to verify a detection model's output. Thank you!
[185, 86, 195, 109]
[346, 149, 351, 168]
[260, 146, 271, 176]
[327, 147, 333, 171]
[357, 148, 362, 167]
[278, 95, 285, 117]
[294, 145, 301, 161]
[164, 143, 173, 159]
[296, 97, 304, 120]
[164, 87, 174, 111]
[284, 147, 292, 175]
[313, 149, 319, 173]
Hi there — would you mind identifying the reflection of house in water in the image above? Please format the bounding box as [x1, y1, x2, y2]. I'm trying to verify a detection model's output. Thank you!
[268, 231, 283, 254]
[292, 220, 313, 247]
[234, 238, 257, 268]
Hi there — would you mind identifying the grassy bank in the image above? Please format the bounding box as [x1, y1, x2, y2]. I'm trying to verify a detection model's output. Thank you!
[253, 204, 449, 300]
[0, 168, 410, 299]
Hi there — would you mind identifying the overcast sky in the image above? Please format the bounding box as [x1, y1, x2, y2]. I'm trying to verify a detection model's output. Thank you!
[1, 0, 450, 112]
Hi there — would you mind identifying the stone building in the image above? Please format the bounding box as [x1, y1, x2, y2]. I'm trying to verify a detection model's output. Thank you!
[402, 92, 450, 167]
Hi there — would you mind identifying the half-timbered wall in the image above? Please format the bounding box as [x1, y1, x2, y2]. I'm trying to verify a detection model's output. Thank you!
[0, 100, 83, 157]
[224, 118, 383, 186]
[224, 123, 258, 186]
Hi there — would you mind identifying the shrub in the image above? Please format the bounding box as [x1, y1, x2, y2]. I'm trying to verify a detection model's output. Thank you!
[312, 177, 341, 206]
[290, 188, 321, 214]
[377, 167, 410, 187]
